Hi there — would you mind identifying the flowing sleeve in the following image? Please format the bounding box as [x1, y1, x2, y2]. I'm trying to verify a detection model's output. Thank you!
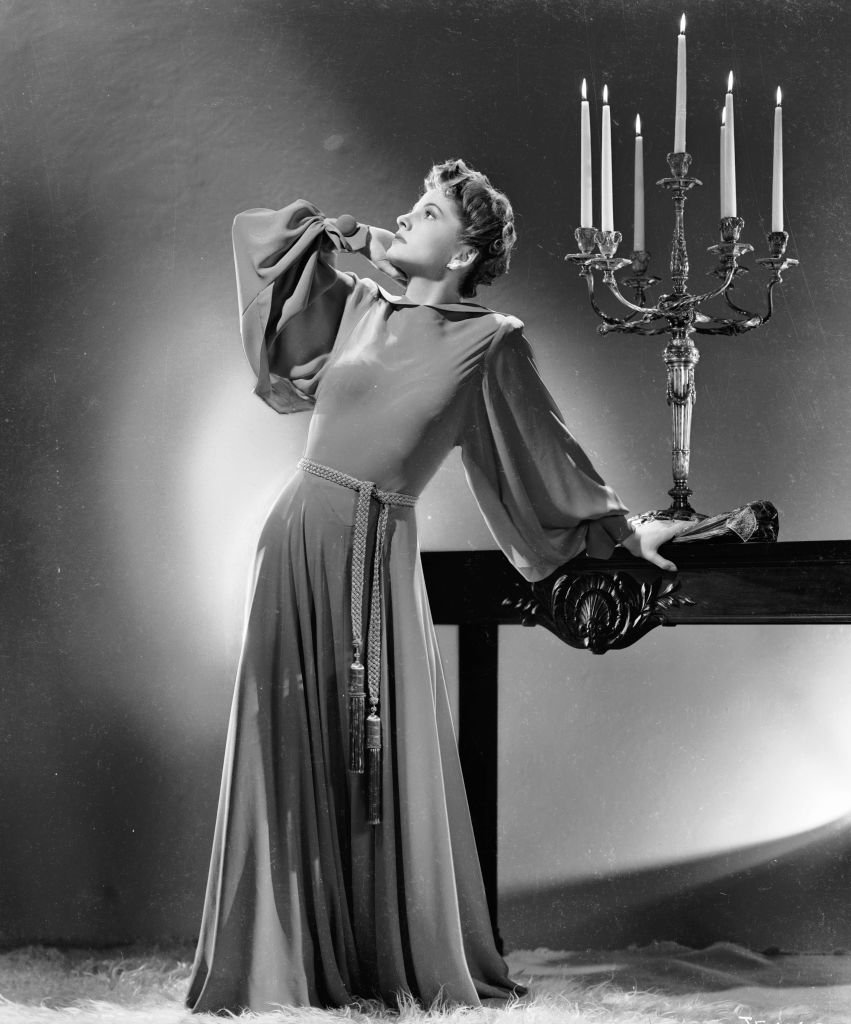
[231, 199, 371, 413]
[460, 319, 632, 582]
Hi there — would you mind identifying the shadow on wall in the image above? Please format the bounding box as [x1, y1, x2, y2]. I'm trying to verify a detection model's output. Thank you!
[500, 813, 851, 953]
[0, 670, 193, 947]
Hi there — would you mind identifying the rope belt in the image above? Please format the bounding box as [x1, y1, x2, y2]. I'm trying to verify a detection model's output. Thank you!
[297, 457, 417, 825]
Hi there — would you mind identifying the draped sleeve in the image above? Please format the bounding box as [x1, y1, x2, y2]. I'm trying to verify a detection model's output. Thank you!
[460, 319, 632, 582]
[232, 200, 372, 413]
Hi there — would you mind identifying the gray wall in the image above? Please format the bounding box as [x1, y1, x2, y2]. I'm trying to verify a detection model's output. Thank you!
[1, 0, 849, 950]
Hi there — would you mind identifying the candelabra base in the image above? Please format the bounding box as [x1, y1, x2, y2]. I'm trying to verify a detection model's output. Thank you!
[630, 506, 708, 526]
[632, 500, 780, 544]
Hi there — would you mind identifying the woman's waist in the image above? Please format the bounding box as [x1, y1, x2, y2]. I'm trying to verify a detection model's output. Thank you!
[301, 442, 442, 498]
[297, 456, 419, 506]
[304, 402, 460, 495]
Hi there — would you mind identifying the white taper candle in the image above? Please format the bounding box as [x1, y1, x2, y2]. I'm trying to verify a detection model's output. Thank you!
[723, 71, 737, 218]
[601, 84, 613, 231]
[580, 78, 593, 227]
[674, 13, 687, 152]
[772, 86, 784, 232]
[634, 114, 645, 251]
[720, 108, 727, 218]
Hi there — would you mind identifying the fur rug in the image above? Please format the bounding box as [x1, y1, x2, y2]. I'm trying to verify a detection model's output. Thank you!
[1, 942, 849, 1023]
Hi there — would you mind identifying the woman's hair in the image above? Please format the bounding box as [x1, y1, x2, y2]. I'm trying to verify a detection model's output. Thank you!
[423, 158, 516, 298]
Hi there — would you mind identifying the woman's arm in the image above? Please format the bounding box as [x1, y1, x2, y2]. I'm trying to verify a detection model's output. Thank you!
[335, 218, 407, 285]
[233, 202, 368, 412]
[461, 322, 694, 579]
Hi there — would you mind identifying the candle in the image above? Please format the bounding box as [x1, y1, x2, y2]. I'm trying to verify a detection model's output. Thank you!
[772, 86, 783, 231]
[723, 71, 737, 217]
[720, 108, 727, 218]
[634, 114, 645, 251]
[601, 84, 613, 231]
[674, 13, 687, 152]
[580, 78, 593, 227]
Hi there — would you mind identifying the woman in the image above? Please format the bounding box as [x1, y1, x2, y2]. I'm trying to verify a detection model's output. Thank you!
[186, 159, 682, 1014]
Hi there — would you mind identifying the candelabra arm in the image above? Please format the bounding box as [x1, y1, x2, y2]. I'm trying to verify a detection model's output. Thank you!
[724, 272, 781, 326]
[689, 264, 739, 306]
[602, 275, 663, 317]
[598, 317, 672, 337]
[693, 254, 794, 336]
[692, 313, 764, 336]
[582, 266, 644, 328]
[692, 287, 776, 337]
[760, 272, 783, 324]
[724, 289, 755, 318]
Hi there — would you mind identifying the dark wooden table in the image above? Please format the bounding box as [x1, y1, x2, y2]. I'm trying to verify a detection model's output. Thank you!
[421, 540, 851, 948]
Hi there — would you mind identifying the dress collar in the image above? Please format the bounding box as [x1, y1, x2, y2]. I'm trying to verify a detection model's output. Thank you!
[377, 284, 493, 316]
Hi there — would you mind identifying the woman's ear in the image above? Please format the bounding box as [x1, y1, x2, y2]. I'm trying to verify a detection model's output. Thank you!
[446, 248, 478, 271]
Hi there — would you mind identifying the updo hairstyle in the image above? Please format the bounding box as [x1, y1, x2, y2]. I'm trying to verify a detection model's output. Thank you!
[423, 158, 516, 298]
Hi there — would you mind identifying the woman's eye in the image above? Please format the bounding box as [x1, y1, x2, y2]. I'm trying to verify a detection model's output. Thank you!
[425, 210, 435, 219]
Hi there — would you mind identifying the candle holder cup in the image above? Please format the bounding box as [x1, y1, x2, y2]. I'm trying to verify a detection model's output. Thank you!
[565, 225, 599, 266]
[569, 149, 797, 520]
[720, 215, 744, 243]
[755, 229, 798, 279]
[594, 229, 621, 258]
[622, 250, 662, 306]
[708, 218, 753, 279]
[630, 250, 652, 275]
[666, 151, 692, 179]
[767, 230, 788, 258]
[586, 230, 632, 281]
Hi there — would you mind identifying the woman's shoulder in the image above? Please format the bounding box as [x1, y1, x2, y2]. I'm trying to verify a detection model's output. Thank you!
[453, 302, 525, 338]
[445, 309, 526, 365]
[490, 310, 525, 336]
[478, 309, 526, 354]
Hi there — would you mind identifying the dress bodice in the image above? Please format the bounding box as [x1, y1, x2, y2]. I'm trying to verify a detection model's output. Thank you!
[231, 199, 631, 580]
[304, 295, 507, 495]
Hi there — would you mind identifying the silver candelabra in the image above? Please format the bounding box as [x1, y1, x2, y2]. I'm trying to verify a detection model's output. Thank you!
[566, 151, 798, 521]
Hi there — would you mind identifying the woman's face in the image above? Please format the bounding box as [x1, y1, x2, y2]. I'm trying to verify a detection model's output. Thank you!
[386, 188, 467, 279]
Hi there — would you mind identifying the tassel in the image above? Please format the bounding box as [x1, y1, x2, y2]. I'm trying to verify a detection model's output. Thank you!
[366, 713, 382, 825]
[348, 654, 365, 774]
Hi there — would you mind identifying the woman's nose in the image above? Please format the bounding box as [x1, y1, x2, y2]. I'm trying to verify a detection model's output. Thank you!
[396, 213, 410, 230]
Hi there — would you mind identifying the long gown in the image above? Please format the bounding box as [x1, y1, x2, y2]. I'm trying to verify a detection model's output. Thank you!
[186, 200, 631, 1013]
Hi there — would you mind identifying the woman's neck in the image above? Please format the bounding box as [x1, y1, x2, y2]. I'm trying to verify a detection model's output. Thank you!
[403, 275, 463, 306]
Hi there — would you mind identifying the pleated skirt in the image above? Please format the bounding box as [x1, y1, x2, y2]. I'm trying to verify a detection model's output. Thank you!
[186, 468, 519, 1012]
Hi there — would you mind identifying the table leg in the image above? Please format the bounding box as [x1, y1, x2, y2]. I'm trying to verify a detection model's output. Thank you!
[457, 622, 502, 953]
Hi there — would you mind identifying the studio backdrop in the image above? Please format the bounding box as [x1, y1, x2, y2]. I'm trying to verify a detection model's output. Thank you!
[1, 0, 850, 951]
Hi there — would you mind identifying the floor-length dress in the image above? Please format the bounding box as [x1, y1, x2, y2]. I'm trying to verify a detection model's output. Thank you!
[186, 200, 631, 1013]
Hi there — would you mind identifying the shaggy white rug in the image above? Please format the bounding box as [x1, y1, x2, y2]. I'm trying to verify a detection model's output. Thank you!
[0, 942, 849, 1023]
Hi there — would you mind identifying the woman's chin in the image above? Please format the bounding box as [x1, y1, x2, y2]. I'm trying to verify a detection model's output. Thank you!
[385, 254, 410, 277]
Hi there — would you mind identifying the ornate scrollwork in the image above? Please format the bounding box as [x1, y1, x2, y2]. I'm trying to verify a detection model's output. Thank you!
[666, 366, 696, 406]
[510, 571, 695, 654]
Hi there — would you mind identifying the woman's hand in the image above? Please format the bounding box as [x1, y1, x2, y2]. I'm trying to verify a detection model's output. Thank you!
[620, 518, 693, 571]
[365, 226, 408, 285]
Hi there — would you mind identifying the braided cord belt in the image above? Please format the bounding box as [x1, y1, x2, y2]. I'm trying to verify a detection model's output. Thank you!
[297, 457, 417, 824]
